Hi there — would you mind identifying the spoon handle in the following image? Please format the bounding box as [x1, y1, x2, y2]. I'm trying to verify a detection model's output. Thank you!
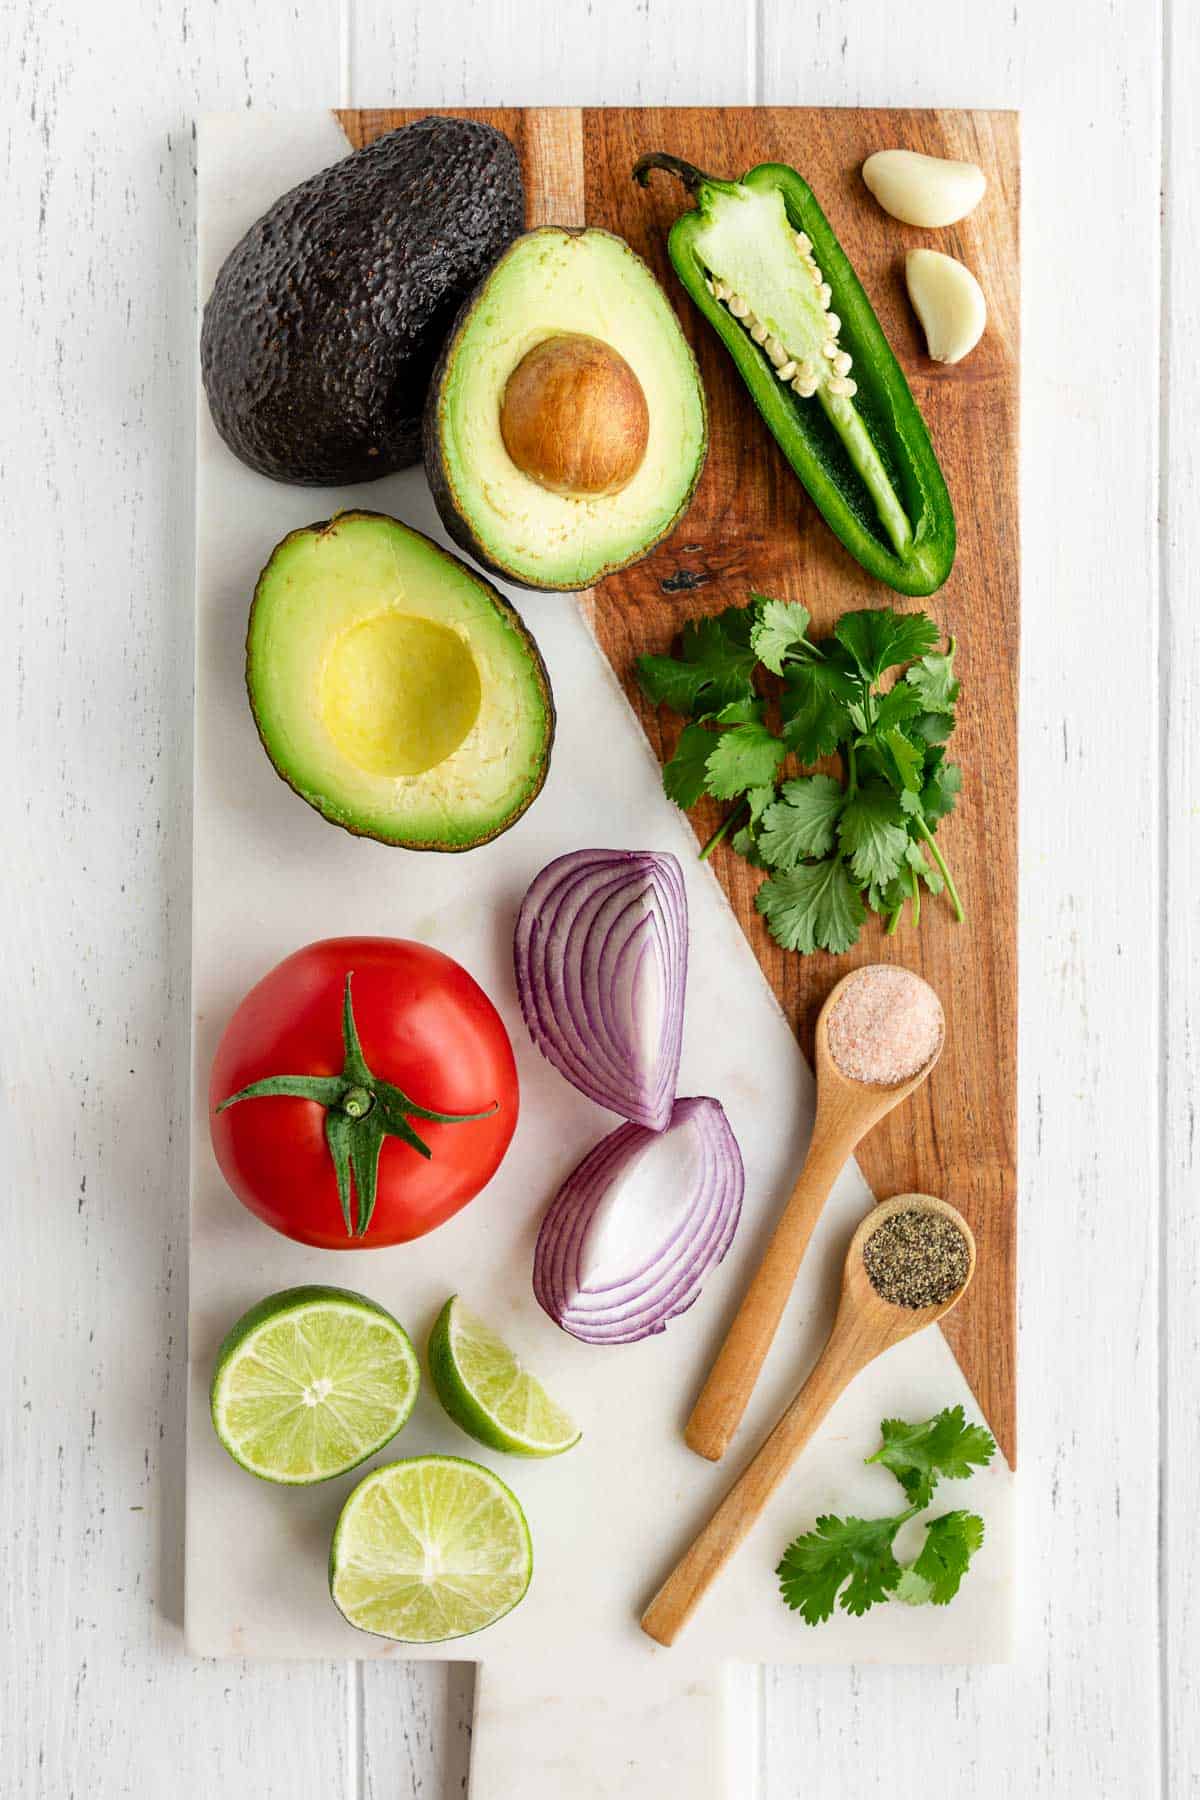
[685, 1114, 860, 1462]
[642, 1309, 877, 1647]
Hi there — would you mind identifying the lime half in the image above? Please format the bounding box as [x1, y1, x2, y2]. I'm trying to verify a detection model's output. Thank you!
[210, 1286, 419, 1484]
[330, 1455, 532, 1642]
[428, 1296, 581, 1457]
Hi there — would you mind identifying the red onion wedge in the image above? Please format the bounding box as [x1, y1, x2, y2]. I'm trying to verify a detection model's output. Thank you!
[514, 849, 687, 1132]
[533, 1097, 743, 1343]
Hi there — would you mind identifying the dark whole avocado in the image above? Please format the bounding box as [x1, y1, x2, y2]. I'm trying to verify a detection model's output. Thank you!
[201, 117, 524, 486]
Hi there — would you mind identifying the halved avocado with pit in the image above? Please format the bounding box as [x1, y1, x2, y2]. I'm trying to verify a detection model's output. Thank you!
[247, 511, 554, 850]
[424, 228, 708, 591]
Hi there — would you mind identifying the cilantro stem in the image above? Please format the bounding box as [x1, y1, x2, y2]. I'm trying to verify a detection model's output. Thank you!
[909, 862, 921, 928]
[698, 799, 747, 862]
[912, 817, 965, 922]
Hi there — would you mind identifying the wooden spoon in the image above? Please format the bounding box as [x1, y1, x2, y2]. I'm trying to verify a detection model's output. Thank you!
[642, 1193, 975, 1648]
[685, 967, 943, 1463]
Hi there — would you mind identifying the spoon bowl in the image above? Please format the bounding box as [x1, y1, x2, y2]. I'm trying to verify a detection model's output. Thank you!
[642, 1192, 975, 1648]
[685, 966, 945, 1463]
[841, 1189, 976, 1329]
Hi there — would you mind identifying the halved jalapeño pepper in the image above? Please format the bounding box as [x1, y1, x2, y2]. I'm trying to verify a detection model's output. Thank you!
[634, 153, 956, 597]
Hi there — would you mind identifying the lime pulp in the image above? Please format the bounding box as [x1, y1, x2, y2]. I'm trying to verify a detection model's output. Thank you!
[210, 1285, 419, 1485]
[428, 1296, 581, 1457]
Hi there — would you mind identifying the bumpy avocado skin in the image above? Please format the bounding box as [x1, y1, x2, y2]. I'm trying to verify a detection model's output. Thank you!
[201, 118, 524, 486]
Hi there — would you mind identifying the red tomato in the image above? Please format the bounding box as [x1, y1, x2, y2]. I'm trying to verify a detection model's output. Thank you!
[209, 937, 518, 1249]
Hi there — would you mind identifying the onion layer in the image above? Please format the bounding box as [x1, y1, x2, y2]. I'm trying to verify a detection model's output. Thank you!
[513, 849, 688, 1132]
[533, 1097, 743, 1343]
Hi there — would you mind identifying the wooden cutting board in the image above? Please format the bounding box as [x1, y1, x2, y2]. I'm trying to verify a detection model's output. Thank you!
[339, 106, 1019, 1463]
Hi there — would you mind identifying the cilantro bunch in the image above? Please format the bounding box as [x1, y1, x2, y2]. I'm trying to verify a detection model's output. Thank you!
[636, 594, 964, 955]
[776, 1406, 995, 1626]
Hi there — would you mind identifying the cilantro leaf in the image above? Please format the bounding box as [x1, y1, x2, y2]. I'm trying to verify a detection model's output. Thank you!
[920, 757, 963, 825]
[882, 725, 925, 793]
[872, 682, 926, 734]
[776, 1513, 905, 1625]
[731, 826, 765, 866]
[714, 697, 764, 726]
[868, 873, 908, 916]
[745, 783, 777, 824]
[756, 859, 866, 954]
[750, 596, 813, 675]
[758, 774, 845, 867]
[837, 783, 909, 887]
[704, 718, 787, 800]
[640, 593, 964, 955]
[868, 1406, 996, 1509]
[905, 642, 960, 715]
[894, 1566, 936, 1607]
[906, 840, 944, 894]
[728, 784, 777, 867]
[834, 609, 939, 682]
[661, 723, 714, 809]
[906, 1511, 985, 1605]
[637, 653, 716, 718]
[780, 660, 858, 761]
[908, 709, 956, 748]
[636, 607, 758, 718]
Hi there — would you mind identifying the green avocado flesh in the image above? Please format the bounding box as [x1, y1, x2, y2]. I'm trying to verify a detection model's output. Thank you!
[247, 511, 554, 850]
[428, 229, 707, 591]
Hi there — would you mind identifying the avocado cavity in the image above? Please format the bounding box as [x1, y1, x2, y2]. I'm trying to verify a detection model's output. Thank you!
[320, 613, 483, 779]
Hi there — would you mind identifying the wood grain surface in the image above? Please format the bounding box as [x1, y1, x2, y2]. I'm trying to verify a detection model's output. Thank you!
[340, 104, 1019, 1462]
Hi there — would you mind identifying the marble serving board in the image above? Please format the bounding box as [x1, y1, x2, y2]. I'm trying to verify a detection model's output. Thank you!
[187, 112, 1014, 1799]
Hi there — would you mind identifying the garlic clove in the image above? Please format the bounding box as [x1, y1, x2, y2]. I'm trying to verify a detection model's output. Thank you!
[862, 148, 986, 229]
[905, 248, 987, 365]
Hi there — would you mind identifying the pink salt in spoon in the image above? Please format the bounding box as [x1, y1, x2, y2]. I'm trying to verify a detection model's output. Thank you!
[684, 964, 945, 1463]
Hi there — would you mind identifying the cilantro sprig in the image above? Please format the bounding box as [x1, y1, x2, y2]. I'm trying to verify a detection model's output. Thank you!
[776, 1406, 995, 1626]
[637, 594, 965, 955]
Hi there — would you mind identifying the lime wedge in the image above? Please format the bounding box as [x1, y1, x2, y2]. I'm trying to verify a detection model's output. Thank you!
[330, 1455, 532, 1642]
[428, 1296, 581, 1457]
[210, 1286, 419, 1484]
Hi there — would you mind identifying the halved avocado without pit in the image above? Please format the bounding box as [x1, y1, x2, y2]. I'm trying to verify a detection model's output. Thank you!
[424, 228, 708, 591]
[247, 511, 554, 851]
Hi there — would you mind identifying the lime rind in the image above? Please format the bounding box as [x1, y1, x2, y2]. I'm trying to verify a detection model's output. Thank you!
[210, 1286, 419, 1485]
[329, 1454, 533, 1643]
[428, 1296, 581, 1458]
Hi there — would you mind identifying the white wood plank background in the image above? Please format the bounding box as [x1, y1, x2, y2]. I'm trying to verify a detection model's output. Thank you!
[0, 0, 1189, 1795]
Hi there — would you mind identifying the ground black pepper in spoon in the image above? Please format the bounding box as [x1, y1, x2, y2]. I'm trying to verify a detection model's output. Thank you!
[862, 1207, 970, 1309]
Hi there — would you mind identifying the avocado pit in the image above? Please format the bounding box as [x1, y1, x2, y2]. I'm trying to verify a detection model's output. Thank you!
[499, 332, 650, 498]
